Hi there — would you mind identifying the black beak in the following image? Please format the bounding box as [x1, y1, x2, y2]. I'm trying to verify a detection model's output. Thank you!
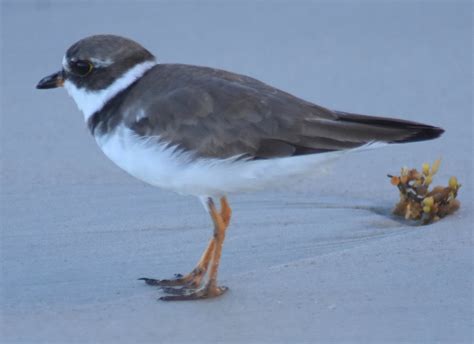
[36, 71, 64, 89]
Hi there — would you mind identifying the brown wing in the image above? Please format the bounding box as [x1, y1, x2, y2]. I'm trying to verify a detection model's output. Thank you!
[123, 64, 443, 159]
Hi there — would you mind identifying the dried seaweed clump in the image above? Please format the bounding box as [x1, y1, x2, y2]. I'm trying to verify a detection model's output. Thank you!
[389, 159, 461, 224]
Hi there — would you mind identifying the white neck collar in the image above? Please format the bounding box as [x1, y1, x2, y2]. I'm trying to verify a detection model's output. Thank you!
[64, 60, 156, 122]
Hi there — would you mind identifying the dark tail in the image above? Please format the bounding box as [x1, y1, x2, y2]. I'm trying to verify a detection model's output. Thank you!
[253, 109, 445, 159]
[335, 111, 444, 144]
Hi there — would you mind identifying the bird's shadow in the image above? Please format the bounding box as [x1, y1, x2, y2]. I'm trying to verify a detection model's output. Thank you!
[283, 200, 417, 227]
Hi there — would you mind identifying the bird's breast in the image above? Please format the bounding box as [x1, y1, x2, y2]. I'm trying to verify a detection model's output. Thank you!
[94, 125, 184, 190]
[93, 125, 345, 197]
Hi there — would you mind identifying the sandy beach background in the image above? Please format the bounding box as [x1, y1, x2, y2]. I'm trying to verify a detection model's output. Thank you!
[1, 1, 472, 343]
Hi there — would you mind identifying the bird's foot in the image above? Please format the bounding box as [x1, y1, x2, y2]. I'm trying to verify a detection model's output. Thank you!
[139, 268, 204, 288]
[159, 285, 194, 295]
[159, 282, 228, 301]
[140, 197, 231, 301]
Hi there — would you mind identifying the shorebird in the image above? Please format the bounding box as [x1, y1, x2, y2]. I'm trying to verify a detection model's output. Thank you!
[37, 35, 444, 300]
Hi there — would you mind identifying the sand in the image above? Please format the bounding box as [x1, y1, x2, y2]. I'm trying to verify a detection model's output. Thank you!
[1, 1, 472, 343]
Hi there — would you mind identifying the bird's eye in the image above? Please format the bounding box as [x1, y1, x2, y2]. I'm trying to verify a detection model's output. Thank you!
[69, 60, 93, 76]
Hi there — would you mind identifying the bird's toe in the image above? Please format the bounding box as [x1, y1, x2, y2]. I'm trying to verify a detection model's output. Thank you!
[159, 284, 228, 301]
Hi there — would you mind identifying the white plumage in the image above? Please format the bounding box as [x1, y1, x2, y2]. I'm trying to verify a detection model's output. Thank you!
[96, 125, 347, 197]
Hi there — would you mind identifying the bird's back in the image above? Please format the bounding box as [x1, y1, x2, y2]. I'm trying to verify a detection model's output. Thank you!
[113, 63, 443, 160]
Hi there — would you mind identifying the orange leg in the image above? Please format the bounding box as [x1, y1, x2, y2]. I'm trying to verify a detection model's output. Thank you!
[140, 197, 232, 300]
[204, 197, 230, 292]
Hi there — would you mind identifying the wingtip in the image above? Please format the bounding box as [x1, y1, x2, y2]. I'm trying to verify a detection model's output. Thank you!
[418, 124, 445, 141]
[434, 126, 445, 137]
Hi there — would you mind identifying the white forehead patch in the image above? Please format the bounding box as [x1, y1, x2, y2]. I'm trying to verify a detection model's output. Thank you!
[90, 57, 114, 68]
[64, 59, 156, 122]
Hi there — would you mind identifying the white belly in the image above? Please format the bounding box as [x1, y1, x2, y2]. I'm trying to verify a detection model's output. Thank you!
[96, 125, 347, 197]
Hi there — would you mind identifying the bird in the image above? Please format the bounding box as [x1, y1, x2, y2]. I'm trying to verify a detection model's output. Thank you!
[37, 34, 444, 301]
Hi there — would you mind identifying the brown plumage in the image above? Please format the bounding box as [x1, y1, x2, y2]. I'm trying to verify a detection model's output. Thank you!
[97, 63, 446, 159]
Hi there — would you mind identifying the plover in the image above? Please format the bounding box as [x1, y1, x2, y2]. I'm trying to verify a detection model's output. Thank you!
[37, 35, 444, 301]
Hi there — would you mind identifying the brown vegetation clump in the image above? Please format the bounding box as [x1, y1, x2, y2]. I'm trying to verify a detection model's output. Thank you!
[388, 159, 461, 225]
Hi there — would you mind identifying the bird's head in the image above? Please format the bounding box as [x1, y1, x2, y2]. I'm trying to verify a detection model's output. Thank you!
[36, 34, 156, 120]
